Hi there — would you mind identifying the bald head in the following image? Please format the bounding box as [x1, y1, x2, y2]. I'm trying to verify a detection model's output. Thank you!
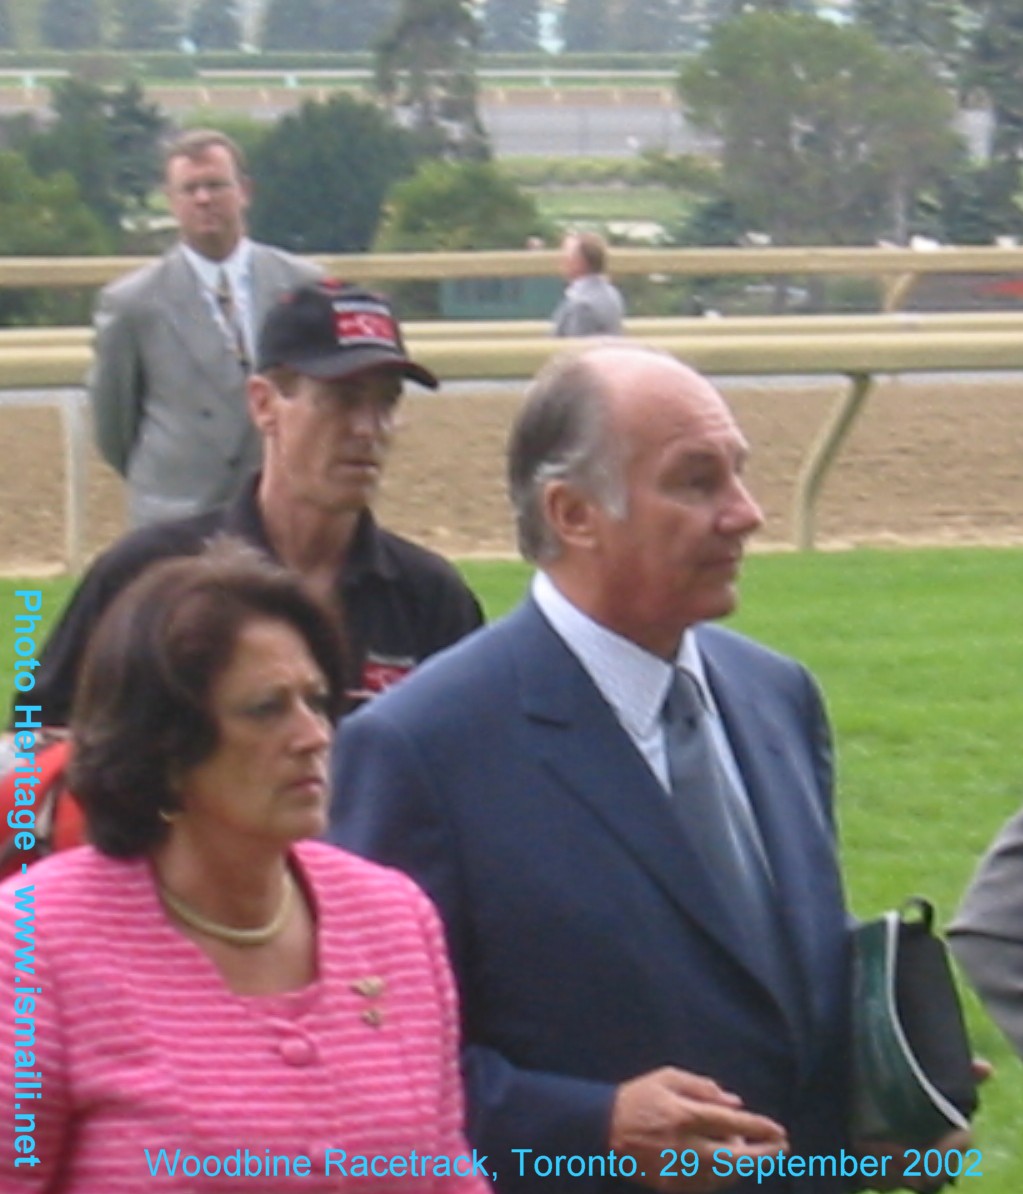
[585, 343, 727, 424]
[509, 343, 764, 656]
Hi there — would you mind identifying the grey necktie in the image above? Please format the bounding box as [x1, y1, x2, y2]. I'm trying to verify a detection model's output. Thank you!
[662, 669, 785, 983]
[215, 268, 250, 371]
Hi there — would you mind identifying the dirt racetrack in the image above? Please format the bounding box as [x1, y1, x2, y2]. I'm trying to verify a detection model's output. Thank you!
[1, 375, 1021, 574]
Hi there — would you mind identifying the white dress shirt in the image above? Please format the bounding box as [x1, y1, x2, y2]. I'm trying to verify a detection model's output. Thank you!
[181, 238, 255, 363]
[531, 571, 752, 802]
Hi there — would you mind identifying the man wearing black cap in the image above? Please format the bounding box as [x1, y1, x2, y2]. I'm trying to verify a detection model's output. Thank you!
[19, 281, 484, 727]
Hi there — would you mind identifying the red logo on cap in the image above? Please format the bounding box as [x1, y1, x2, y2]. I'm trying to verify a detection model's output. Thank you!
[335, 308, 398, 348]
[361, 659, 414, 693]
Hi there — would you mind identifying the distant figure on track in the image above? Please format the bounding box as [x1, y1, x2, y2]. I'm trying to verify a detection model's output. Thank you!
[551, 230, 625, 337]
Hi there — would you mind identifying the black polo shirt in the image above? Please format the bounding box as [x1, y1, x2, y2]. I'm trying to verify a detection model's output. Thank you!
[22, 478, 485, 727]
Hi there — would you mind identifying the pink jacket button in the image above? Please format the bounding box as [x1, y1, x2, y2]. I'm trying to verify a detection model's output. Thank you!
[278, 1035, 317, 1066]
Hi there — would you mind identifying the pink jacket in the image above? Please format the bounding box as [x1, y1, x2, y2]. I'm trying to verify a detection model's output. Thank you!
[1, 841, 492, 1192]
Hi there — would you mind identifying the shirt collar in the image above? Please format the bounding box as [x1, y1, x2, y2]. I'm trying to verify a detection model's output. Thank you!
[222, 474, 275, 554]
[565, 274, 605, 297]
[222, 477, 397, 585]
[180, 236, 252, 293]
[531, 571, 714, 740]
[342, 509, 399, 583]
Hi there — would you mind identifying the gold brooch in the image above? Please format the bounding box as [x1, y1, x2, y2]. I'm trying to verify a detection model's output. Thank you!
[352, 976, 386, 1027]
[351, 976, 385, 999]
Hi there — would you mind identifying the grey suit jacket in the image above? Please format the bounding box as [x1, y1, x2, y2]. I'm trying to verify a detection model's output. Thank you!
[949, 806, 1023, 1060]
[551, 273, 625, 337]
[88, 242, 321, 526]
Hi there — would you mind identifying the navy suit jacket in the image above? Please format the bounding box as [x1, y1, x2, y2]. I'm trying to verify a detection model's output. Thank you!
[330, 600, 853, 1192]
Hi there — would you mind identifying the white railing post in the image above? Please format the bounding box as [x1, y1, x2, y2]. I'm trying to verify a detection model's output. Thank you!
[60, 390, 87, 574]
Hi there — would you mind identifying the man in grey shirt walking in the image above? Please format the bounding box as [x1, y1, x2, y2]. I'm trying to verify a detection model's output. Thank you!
[551, 230, 626, 337]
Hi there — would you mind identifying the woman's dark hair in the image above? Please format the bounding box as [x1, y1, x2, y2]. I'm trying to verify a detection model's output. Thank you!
[69, 539, 347, 857]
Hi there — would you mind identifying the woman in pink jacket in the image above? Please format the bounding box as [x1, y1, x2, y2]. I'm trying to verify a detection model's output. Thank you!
[1, 543, 491, 1193]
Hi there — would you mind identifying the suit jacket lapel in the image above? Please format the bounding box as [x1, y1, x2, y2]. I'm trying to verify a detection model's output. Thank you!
[701, 635, 844, 1048]
[249, 246, 289, 331]
[511, 602, 789, 1014]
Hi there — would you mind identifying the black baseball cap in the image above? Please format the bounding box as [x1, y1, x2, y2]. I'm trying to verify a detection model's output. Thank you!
[255, 280, 438, 389]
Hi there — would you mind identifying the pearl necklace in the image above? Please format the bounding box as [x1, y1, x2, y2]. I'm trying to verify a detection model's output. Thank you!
[159, 872, 295, 947]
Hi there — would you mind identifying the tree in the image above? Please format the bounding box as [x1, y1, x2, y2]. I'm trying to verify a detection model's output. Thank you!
[0, 0, 15, 48]
[376, 160, 547, 251]
[929, 160, 1002, 243]
[321, 0, 399, 50]
[375, 159, 550, 316]
[113, 0, 178, 50]
[261, 0, 325, 50]
[248, 93, 415, 252]
[563, 0, 713, 52]
[716, 0, 815, 11]
[188, 0, 243, 50]
[21, 79, 118, 228]
[961, 0, 1023, 233]
[39, 0, 101, 49]
[869, 51, 964, 243]
[612, 0, 687, 53]
[561, 0, 612, 51]
[17, 78, 169, 234]
[679, 13, 960, 246]
[376, 0, 490, 161]
[0, 151, 108, 254]
[855, 0, 963, 76]
[0, 149, 110, 324]
[106, 80, 169, 215]
[482, 0, 540, 51]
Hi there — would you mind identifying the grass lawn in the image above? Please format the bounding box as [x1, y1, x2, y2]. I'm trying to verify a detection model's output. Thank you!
[3, 546, 1022, 1185]
[528, 184, 688, 229]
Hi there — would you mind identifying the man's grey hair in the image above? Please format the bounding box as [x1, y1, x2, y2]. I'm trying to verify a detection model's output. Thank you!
[507, 349, 627, 563]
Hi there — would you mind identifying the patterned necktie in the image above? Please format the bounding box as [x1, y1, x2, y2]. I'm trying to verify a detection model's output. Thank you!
[662, 669, 786, 986]
[215, 268, 250, 371]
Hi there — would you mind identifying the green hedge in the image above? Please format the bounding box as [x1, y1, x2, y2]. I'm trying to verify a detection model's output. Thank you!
[504, 157, 654, 187]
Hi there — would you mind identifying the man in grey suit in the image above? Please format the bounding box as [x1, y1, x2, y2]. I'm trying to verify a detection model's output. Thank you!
[551, 231, 625, 337]
[89, 127, 321, 526]
[950, 809, 1023, 1060]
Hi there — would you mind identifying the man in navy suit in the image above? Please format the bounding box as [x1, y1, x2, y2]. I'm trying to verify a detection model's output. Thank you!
[329, 344, 951, 1192]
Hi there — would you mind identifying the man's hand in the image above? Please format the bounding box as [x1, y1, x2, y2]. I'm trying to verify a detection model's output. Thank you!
[609, 1067, 788, 1192]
